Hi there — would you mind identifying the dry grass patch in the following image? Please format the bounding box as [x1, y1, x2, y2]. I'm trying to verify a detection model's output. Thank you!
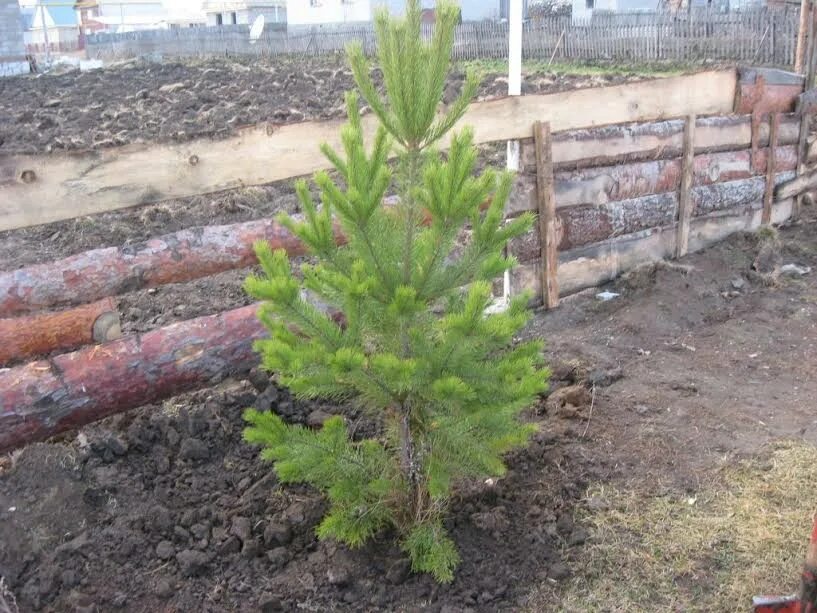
[528, 441, 817, 612]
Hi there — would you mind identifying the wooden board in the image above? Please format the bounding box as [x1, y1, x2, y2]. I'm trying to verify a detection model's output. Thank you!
[734, 67, 805, 115]
[762, 113, 780, 225]
[0, 70, 738, 232]
[511, 199, 794, 303]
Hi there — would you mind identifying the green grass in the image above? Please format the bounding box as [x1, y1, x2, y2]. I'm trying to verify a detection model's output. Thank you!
[457, 58, 704, 79]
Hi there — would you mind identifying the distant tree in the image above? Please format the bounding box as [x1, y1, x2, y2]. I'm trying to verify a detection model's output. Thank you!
[529, 0, 572, 18]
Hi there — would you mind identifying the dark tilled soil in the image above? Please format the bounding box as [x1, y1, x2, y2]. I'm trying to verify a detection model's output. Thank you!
[0, 56, 643, 155]
[4, 215, 817, 611]
[0, 55, 647, 274]
[0, 56, 659, 337]
[0, 371, 597, 613]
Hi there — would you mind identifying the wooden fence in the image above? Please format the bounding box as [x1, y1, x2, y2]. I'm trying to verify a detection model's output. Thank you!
[86, 8, 800, 66]
[4, 67, 817, 451]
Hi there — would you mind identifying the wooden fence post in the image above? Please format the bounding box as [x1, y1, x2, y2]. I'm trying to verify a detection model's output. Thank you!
[795, 5, 816, 219]
[533, 121, 559, 309]
[676, 114, 696, 258]
[763, 112, 781, 226]
[796, 0, 811, 72]
[751, 111, 762, 173]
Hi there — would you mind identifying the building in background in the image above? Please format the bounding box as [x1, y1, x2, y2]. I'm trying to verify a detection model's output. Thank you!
[375, 0, 506, 21]
[571, 0, 659, 21]
[22, 0, 81, 53]
[289, 0, 508, 29]
[0, 0, 28, 76]
[202, 1, 286, 26]
[75, 0, 205, 37]
[498, 0, 530, 20]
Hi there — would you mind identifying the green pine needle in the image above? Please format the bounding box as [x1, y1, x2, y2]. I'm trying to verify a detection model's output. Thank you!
[242, 0, 549, 584]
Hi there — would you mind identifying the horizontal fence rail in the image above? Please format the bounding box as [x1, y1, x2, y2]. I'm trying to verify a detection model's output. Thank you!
[87, 8, 800, 66]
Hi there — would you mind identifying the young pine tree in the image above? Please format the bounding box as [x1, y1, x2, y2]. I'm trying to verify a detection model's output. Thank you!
[243, 0, 549, 583]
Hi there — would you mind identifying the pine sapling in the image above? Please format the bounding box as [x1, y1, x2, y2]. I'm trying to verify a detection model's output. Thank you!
[243, 0, 549, 583]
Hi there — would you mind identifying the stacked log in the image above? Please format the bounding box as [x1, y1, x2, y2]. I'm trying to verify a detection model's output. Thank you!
[0, 217, 312, 317]
[0, 298, 121, 366]
[0, 303, 265, 453]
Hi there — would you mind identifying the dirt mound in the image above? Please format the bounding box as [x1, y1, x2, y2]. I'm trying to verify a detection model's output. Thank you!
[0, 56, 644, 155]
[0, 370, 592, 612]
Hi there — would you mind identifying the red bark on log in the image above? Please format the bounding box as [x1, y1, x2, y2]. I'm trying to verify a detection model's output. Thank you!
[0, 217, 314, 317]
[0, 303, 266, 453]
[0, 298, 121, 366]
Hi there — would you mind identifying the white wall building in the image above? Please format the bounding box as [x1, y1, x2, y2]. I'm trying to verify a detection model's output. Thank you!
[0, 0, 28, 76]
[571, 0, 656, 21]
[203, 1, 286, 26]
[287, 0, 373, 28]
[288, 0, 503, 29]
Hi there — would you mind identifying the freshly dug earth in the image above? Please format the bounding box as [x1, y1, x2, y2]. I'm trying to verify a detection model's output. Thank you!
[0, 55, 651, 273]
[0, 376, 593, 612]
[0, 56, 645, 155]
[4, 213, 817, 611]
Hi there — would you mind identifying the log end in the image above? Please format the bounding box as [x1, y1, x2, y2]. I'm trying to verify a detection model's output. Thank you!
[93, 311, 122, 344]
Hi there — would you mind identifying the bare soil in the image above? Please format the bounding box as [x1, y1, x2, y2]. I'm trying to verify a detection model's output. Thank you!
[3, 55, 814, 612]
[3, 211, 817, 611]
[0, 56, 651, 334]
[0, 56, 643, 156]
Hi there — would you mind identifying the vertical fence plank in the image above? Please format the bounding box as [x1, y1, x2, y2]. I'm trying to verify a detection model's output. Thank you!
[87, 9, 792, 65]
[533, 121, 559, 309]
[763, 113, 781, 225]
[676, 114, 696, 259]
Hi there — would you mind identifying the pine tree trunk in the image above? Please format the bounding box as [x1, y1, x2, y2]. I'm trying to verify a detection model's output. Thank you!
[397, 408, 422, 519]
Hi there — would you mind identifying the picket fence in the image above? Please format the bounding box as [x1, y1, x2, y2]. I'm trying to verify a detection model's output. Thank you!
[86, 8, 800, 66]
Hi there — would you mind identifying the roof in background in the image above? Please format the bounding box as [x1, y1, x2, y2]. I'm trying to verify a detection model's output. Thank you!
[26, 0, 79, 27]
[46, 5, 78, 26]
[19, 7, 36, 30]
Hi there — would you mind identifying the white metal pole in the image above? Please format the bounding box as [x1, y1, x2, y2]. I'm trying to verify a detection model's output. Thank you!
[504, 0, 523, 300]
[38, 1, 52, 65]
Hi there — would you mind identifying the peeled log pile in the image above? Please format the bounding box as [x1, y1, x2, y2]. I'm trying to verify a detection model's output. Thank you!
[0, 217, 317, 317]
[509, 172, 796, 260]
[518, 114, 799, 173]
[508, 146, 798, 216]
[511, 199, 794, 303]
[0, 303, 265, 453]
[0, 298, 121, 366]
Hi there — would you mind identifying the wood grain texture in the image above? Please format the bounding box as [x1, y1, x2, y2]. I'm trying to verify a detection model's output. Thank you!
[763, 113, 781, 225]
[512, 199, 794, 304]
[508, 171, 796, 262]
[0, 70, 738, 232]
[676, 114, 696, 258]
[533, 121, 559, 309]
[776, 167, 817, 199]
[517, 113, 799, 174]
[507, 145, 798, 217]
[0, 217, 315, 316]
